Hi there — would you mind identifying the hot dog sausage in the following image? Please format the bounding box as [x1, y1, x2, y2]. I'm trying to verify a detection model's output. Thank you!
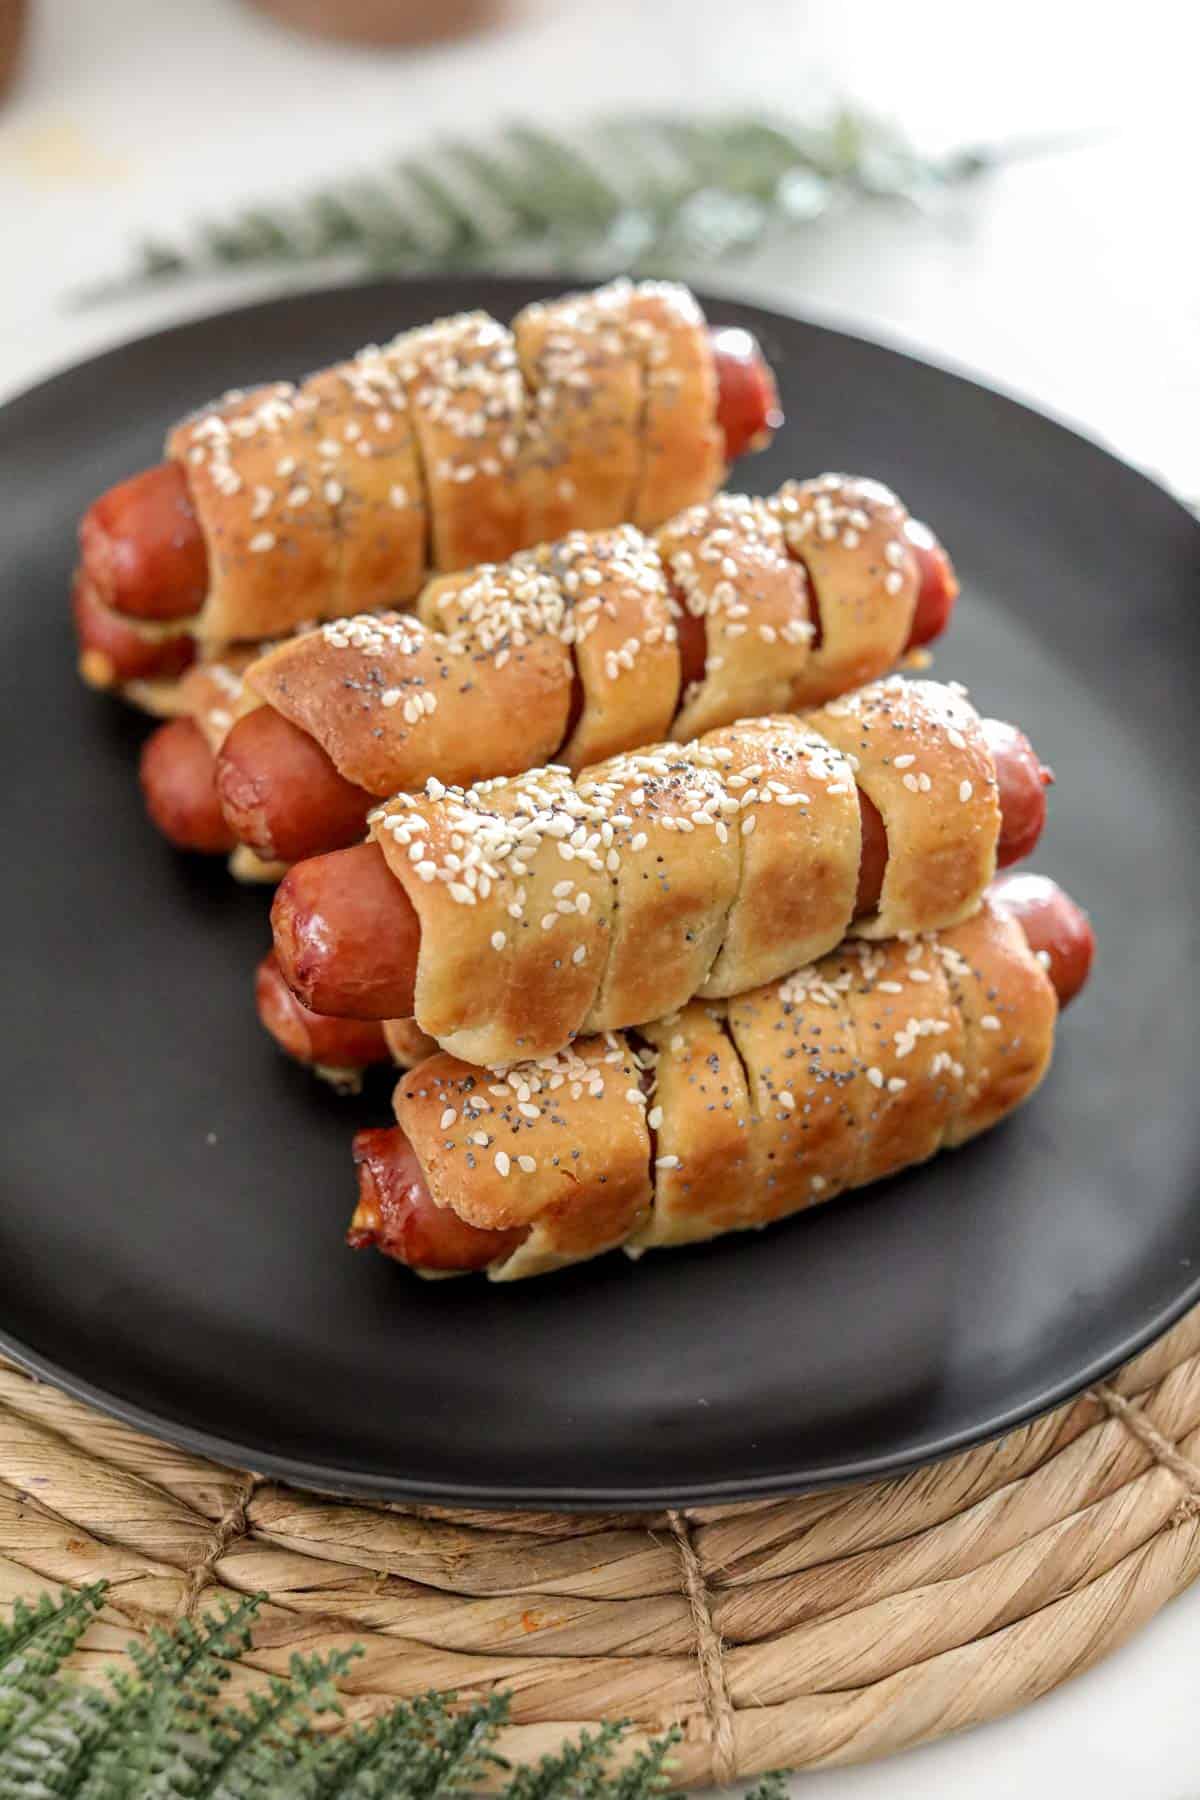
[349, 1129, 527, 1271]
[273, 717, 1046, 1021]
[848, 718, 1047, 915]
[709, 326, 782, 461]
[985, 719, 1053, 866]
[79, 328, 779, 627]
[215, 707, 374, 864]
[272, 842, 420, 1020]
[78, 463, 208, 623]
[991, 870, 1094, 1007]
[902, 518, 959, 648]
[139, 717, 237, 854]
[255, 951, 390, 1071]
[73, 574, 196, 690]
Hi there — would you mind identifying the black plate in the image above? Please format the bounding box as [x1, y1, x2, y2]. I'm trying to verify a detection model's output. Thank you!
[1, 277, 1198, 1507]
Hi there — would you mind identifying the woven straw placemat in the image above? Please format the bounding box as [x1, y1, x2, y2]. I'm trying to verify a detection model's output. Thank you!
[3, 1306, 1200, 1786]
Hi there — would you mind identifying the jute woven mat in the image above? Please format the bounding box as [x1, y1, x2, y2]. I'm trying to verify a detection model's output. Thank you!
[3, 1306, 1200, 1787]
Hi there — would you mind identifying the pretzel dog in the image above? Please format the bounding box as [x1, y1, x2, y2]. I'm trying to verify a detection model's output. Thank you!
[74, 281, 779, 707]
[270, 677, 1052, 1067]
[346, 877, 1093, 1279]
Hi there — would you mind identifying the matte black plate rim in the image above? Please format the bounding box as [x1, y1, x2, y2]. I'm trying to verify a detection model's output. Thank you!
[3, 1276, 1199, 1508]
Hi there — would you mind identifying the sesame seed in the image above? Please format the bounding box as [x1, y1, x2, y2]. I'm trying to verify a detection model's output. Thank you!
[647, 1105, 664, 1130]
[894, 754, 915, 769]
[741, 814, 757, 836]
[981, 1014, 1002, 1031]
[811, 1175, 827, 1193]
[491, 931, 506, 951]
[866, 1066, 885, 1089]
[656, 1155, 681, 1170]
[440, 1108, 456, 1130]
[494, 1151, 511, 1177]
[248, 531, 276, 553]
[517, 1155, 537, 1173]
[778, 1091, 795, 1111]
[887, 1077, 907, 1094]
[959, 780, 973, 802]
[572, 944, 587, 964]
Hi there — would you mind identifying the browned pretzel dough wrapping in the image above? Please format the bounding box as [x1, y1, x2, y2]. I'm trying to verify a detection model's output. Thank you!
[361, 897, 1057, 1280]
[364, 676, 999, 1064]
[242, 475, 938, 805]
[82, 281, 753, 707]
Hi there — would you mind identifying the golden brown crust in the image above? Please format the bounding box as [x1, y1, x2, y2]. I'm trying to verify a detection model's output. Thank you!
[228, 471, 935, 788]
[246, 603, 571, 798]
[834, 936, 966, 1186]
[937, 901, 1057, 1146]
[578, 743, 740, 1033]
[121, 676, 190, 718]
[696, 716, 862, 996]
[374, 769, 614, 1067]
[660, 496, 814, 742]
[512, 287, 643, 544]
[227, 844, 289, 885]
[168, 383, 341, 646]
[174, 651, 260, 754]
[368, 678, 1001, 1063]
[725, 960, 865, 1223]
[623, 282, 725, 527]
[302, 350, 428, 613]
[630, 1006, 758, 1248]
[549, 529, 680, 769]
[383, 901, 1059, 1278]
[382, 1017, 439, 1068]
[156, 282, 736, 662]
[807, 677, 999, 940]
[382, 312, 527, 572]
[394, 1038, 652, 1278]
[772, 476, 920, 706]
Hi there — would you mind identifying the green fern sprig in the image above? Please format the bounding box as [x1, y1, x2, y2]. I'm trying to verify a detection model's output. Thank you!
[0, 1582, 744, 1799]
[84, 108, 1015, 303]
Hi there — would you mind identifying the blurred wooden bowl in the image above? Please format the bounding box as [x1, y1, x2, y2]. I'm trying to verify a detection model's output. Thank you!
[244, 0, 508, 46]
[0, 0, 27, 102]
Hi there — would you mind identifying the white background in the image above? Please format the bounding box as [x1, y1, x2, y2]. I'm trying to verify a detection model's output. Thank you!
[2, 1, 1198, 1791]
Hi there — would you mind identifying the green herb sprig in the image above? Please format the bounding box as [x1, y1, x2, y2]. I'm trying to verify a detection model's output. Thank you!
[85, 109, 1017, 303]
[0, 1581, 782, 1798]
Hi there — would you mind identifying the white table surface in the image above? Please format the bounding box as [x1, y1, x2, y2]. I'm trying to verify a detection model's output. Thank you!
[2, 1, 1198, 1790]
